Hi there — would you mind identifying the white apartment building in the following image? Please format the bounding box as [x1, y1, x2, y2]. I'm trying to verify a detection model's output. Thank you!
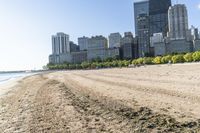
[52, 32, 70, 54]
[78, 36, 89, 51]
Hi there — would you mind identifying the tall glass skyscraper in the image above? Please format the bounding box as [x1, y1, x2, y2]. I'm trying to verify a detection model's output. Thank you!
[134, 0, 171, 57]
[149, 0, 171, 36]
[134, 0, 149, 36]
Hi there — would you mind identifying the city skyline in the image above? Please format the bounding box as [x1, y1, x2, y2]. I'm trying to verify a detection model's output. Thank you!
[0, 0, 200, 71]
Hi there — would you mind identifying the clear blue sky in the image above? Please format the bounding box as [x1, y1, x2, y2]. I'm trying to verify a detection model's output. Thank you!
[0, 0, 199, 71]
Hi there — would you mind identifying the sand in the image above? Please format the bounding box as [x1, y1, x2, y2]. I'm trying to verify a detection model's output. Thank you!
[0, 63, 200, 132]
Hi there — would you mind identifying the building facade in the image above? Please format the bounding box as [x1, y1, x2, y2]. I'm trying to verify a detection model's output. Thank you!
[52, 32, 70, 55]
[70, 41, 79, 52]
[108, 33, 122, 48]
[87, 48, 120, 61]
[149, 0, 171, 37]
[71, 51, 87, 64]
[134, 0, 149, 36]
[168, 4, 189, 40]
[88, 36, 108, 50]
[193, 40, 200, 51]
[151, 33, 165, 56]
[192, 28, 199, 40]
[137, 14, 150, 57]
[121, 32, 136, 59]
[78, 36, 89, 51]
[166, 39, 192, 54]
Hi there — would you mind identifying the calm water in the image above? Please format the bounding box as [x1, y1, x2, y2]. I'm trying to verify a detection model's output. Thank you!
[0, 72, 34, 85]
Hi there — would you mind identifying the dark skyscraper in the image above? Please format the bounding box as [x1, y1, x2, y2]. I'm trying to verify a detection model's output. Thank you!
[134, 0, 171, 57]
[134, 0, 149, 36]
[149, 0, 171, 36]
[137, 14, 150, 57]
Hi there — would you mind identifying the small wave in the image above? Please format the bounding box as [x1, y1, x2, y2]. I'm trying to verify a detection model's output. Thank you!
[0, 77, 12, 82]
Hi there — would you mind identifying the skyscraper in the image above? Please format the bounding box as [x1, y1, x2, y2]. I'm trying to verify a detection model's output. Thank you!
[52, 32, 70, 55]
[134, 0, 149, 36]
[168, 4, 189, 40]
[137, 13, 150, 57]
[88, 36, 108, 50]
[149, 0, 171, 36]
[121, 32, 136, 59]
[78, 36, 89, 51]
[108, 33, 122, 48]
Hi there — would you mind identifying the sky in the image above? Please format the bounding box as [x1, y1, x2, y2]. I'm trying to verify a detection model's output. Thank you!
[0, 0, 199, 71]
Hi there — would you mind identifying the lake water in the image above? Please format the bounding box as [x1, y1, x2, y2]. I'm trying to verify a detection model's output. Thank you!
[0, 72, 34, 85]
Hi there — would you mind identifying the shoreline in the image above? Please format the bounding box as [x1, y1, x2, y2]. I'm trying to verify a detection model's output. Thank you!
[0, 77, 23, 97]
[0, 72, 41, 97]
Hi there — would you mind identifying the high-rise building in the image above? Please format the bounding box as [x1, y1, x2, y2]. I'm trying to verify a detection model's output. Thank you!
[51, 32, 70, 55]
[134, 0, 149, 36]
[78, 36, 89, 51]
[137, 13, 150, 57]
[168, 4, 189, 40]
[70, 41, 79, 52]
[192, 28, 199, 40]
[108, 33, 122, 48]
[149, 0, 171, 36]
[121, 32, 136, 59]
[88, 36, 108, 50]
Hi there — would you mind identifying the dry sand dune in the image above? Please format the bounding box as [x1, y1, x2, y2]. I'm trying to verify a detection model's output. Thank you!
[0, 63, 200, 132]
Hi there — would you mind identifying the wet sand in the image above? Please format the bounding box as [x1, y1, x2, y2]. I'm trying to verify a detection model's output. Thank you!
[0, 63, 200, 132]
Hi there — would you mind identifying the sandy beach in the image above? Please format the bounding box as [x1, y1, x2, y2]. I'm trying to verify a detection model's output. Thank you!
[0, 63, 200, 132]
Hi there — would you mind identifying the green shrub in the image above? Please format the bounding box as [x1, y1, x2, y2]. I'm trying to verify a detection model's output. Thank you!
[81, 61, 91, 69]
[68, 64, 76, 69]
[136, 58, 144, 65]
[118, 61, 124, 67]
[172, 54, 184, 63]
[123, 60, 131, 67]
[153, 56, 162, 64]
[143, 57, 153, 64]
[132, 59, 138, 65]
[76, 64, 82, 69]
[91, 63, 97, 69]
[161, 55, 172, 64]
[192, 51, 200, 62]
[184, 53, 193, 62]
[111, 61, 118, 67]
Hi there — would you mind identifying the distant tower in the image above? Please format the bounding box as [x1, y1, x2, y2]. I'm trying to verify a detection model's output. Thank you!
[168, 4, 189, 40]
[52, 32, 70, 54]
[149, 0, 171, 37]
[137, 13, 150, 57]
[78, 36, 89, 51]
[193, 28, 199, 40]
[134, 0, 149, 36]
[108, 33, 122, 48]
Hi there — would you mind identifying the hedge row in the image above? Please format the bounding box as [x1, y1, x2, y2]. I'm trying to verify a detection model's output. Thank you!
[47, 51, 200, 70]
[132, 51, 200, 65]
[47, 60, 131, 70]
